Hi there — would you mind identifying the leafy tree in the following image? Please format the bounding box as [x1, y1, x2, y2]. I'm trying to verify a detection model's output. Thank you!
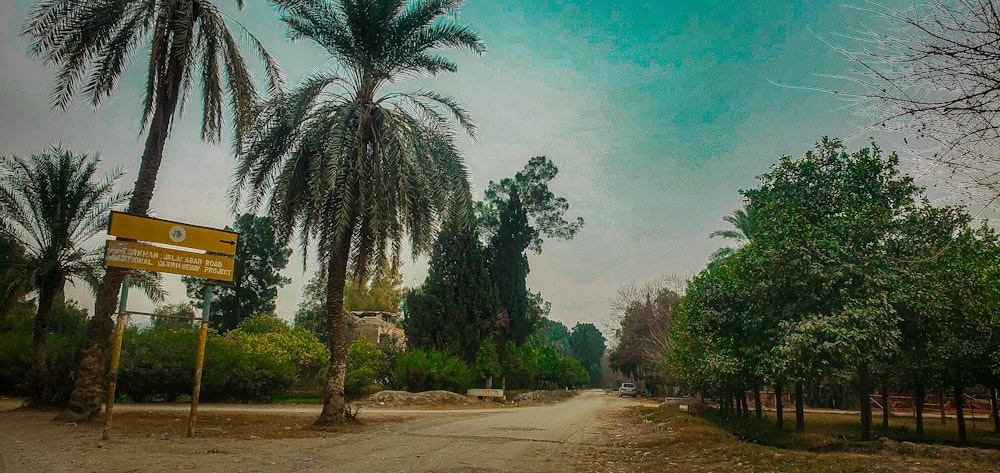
[0, 234, 31, 316]
[232, 0, 483, 424]
[345, 264, 405, 312]
[474, 338, 501, 388]
[479, 156, 584, 345]
[404, 220, 499, 364]
[24, 0, 283, 419]
[150, 302, 196, 328]
[568, 323, 606, 387]
[0, 146, 129, 405]
[184, 214, 291, 332]
[529, 318, 571, 356]
[742, 137, 922, 439]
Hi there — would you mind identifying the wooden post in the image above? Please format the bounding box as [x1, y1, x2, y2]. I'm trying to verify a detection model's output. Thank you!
[102, 275, 131, 440]
[187, 284, 214, 438]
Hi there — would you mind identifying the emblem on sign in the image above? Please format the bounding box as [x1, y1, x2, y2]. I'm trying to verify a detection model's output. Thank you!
[169, 225, 187, 243]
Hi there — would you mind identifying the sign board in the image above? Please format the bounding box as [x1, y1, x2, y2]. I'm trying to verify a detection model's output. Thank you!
[108, 211, 238, 255]
[104, 240, 236, 282]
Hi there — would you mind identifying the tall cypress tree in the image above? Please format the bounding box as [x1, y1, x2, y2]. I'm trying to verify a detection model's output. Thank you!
[404, 220, 500, 364]
[479, 156, 584, 346]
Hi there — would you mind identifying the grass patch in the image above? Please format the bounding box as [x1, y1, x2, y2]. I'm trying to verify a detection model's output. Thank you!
[623, 405, 1000, 473]
[273, 393, 323, 404]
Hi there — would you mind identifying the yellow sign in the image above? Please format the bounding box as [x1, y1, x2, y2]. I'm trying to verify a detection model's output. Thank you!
[104, 240, 236, 282]
[108, 211, 238, 255]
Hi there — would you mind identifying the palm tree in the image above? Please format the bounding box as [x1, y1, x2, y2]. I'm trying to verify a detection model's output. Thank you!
[708, 204, 756, 269]
[0, 146, 129, 404]
[23, 0, 282, 419]
[232, 0, 483, 423]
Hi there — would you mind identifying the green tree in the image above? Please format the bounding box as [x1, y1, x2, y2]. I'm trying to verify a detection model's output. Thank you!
[151, 302, 196, 328]
[345, 263, 405, 312]
[404, 220, 499, 364]
[568, 322, 606, 387]
[184, 214, 291, 332]
[232, 0, 483, 424]
[529, 318, 571, 356]
[742, 137, 922, 439]
[0, 146, 129, 405]
[479, 156, 583, 345]
[0, 233, 32, 316]
[24, 0, 282, 420]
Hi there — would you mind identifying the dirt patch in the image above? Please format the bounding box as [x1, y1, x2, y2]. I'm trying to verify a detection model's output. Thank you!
[357, 390, 492, 408]
[512, 389, 578, 404]
[572, 405, 1000, 473]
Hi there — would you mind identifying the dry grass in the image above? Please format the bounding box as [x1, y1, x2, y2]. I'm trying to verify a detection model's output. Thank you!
[573, 405, 1000, 473]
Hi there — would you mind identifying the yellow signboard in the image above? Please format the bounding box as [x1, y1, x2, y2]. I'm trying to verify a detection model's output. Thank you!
[104, 240, 236, 282]
[108, 211, 238, 255]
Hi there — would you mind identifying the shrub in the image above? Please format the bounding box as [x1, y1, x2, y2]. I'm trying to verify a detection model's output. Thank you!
[394, 349, 473, 393]
[0, 298, 88, 403]
[117, 324, 199, 401]
[345, 338, 386, 398]
[116, 316, 318, 403]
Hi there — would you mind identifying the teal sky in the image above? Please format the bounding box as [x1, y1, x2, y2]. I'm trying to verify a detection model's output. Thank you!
[0, 0, 900, 332]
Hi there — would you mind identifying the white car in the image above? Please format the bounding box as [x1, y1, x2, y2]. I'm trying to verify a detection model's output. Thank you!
[618, 382, 637, 398]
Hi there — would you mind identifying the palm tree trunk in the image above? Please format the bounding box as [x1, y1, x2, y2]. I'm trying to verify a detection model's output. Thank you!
[65, 62, 182, 422]
[317, 241, 351, 424]
[31, 273, 63, 405]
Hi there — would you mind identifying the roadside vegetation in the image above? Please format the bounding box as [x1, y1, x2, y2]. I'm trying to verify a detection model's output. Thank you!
[583, 404, 1000, 473]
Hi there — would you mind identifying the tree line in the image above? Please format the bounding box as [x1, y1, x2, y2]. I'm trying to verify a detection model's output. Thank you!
[667, 138, 1000, 444]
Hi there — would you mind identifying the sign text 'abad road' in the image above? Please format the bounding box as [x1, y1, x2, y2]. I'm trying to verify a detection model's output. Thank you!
[104, 240, 236, 282]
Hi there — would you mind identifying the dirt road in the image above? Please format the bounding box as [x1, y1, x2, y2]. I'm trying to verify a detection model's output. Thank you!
[0, 390, 647, 472]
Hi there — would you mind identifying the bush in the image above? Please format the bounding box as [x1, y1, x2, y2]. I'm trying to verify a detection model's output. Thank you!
[393, 349, 473, 393]
[117, 315, 323, 403]
[345, 338, 386, 398]
[0, 298, 88, 403]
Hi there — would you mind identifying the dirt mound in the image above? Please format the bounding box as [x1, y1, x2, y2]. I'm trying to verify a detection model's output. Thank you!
[512, 389, 577, 404]
[360, 390, 485, 408]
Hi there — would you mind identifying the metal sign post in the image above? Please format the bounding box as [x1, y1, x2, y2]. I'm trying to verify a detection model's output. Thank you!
[187, 284, 214, 437]
[102, 274, 131, 440]
[100, 212, 238, 439]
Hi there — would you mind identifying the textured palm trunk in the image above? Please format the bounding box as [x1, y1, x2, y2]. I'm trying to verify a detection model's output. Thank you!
[31, 272, 63, 405]
[317, 242, 350, 424]
[65, 59, 182, 421]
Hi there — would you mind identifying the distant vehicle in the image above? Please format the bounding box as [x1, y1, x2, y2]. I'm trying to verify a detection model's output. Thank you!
[618, 382, 637, 398]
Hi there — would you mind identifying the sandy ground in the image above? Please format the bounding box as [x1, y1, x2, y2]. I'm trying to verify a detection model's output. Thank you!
[0, 390, 651, 472]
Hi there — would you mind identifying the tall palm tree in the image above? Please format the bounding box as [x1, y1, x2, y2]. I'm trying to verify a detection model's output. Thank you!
[708, 204, 756, 269]
[23, 0, 282, 419]
[233, 0, 483, 423]
[0, 146, 129, 405]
